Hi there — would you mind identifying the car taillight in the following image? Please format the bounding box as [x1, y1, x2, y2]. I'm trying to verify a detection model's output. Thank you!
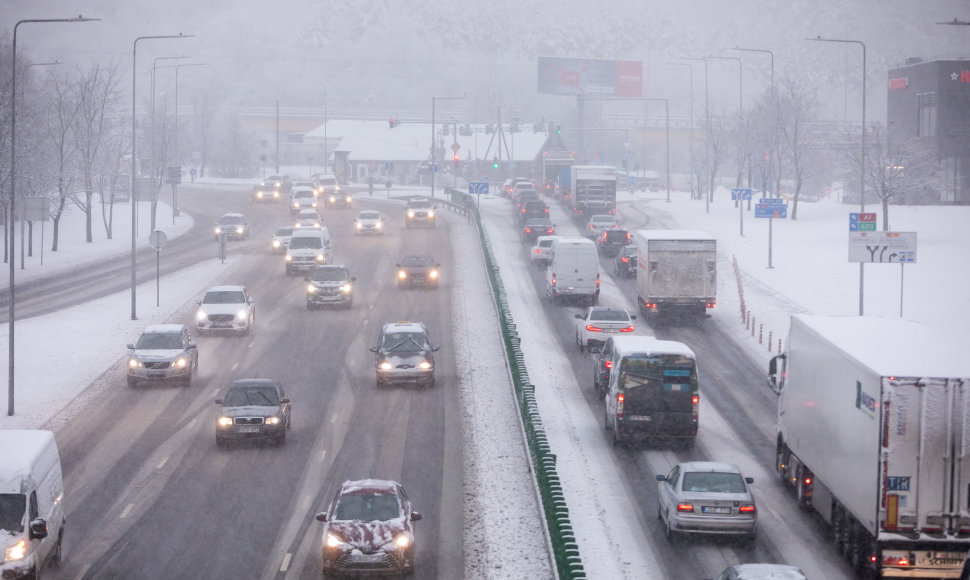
[616, 393, 624, 418]
[676, 503, 695, 513]
[692, 394, 699, 421]
[596, 273, 600, 288]
[882, 554, 912, 567]
[546, 228, 553, 233]
[620, 326, 634, 333]
[585, 324, 602, 332]
[525, 227, 532, 233]
[621, 257, 629, 263]
[533, 248, 541, 254]
[739, 504, 756, 514]
[604, 360, 612, 369]
[551, 273, 556, 287]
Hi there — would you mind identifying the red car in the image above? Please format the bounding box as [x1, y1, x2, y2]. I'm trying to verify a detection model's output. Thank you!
[316, 479, 422, 577]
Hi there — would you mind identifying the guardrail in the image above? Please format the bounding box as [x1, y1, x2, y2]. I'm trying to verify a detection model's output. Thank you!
[446, 187, 586, 579]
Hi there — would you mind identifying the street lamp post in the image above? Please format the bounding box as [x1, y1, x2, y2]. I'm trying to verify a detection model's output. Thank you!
[678, 56, 711, 212]
[430, 95, 465, 198]
[665, 62, 694, 198]
[809, 35, 866, 315]
[131, 34, 193, 322]
[171, 63, 205, 224]
[9, 16, 99, 416]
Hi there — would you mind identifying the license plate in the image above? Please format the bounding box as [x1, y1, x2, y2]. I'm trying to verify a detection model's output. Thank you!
[627, 415, 650, 421]
[351, 554, 383, 563]
[702, 506, 731, 514]
[603, 329, 619, 333]
[238, 426, 259, 433]
[148, 371, 166, 378]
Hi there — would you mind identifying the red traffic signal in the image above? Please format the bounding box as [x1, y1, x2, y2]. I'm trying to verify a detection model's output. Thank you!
[389, 117, 401, 129]
[453, 153, 460, 162]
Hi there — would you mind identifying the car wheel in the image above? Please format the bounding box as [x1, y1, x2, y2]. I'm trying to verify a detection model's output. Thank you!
[127, 376, 137, 388]
[286, 413, 292, 431]
[182, 375, 192, 388]
[306, 301, 314, 310]
[577, 334, 585, 352]
[424, 376, 436, 388]
[216, 437, 227, 449]
[193, 357, 199, 376]
[276, 430, 286, 446]
[665, 509, 678, 542]
[51, 529, 63, 568]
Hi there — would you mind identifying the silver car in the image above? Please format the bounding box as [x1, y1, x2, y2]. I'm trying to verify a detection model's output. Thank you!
[126, 324, 198, 388]
[196, 285, 255, 335]
[369, 322, 440, 387]
[656, 461, 757, 542]
[271, 226, 294, 254]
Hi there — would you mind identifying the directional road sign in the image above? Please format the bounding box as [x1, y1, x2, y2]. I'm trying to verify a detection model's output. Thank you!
[849, 212, 877, 231]
[759, 198, 784, 204]
[429, 162, 438, 173]
[848, 231, 917, 263]
[731, 188, 753, 201]
[755, 203, 788, 218]
[468, 182, 489, 195]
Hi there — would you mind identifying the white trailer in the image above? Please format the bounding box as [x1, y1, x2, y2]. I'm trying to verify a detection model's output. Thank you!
[569, 165, 616, 222]
[768, 315, 970, 578]
[633, 230, 716, 318]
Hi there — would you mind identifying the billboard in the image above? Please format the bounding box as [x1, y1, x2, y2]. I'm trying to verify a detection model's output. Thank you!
[538, 57, 642, 97]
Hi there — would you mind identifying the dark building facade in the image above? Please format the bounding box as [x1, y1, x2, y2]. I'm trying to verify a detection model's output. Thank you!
[887, 59, 970, 204]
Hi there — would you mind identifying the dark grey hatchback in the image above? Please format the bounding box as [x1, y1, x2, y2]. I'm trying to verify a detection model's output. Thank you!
[215, 379, 291, 448]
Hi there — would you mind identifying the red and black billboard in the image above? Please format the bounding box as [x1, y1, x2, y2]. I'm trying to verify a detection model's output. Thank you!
[537, 57, 643, 97]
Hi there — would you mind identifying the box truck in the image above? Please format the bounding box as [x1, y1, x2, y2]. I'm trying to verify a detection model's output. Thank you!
[634, 230, 716, 318]
[768, 315, 970, 578]
[0, 430, 65, 579]
[569, 165, 616, 222]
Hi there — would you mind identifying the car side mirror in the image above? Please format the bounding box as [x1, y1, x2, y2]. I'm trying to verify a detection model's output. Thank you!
[432, 345, 440, 352]
[28, 518, 48, 541]
[435, 263, 441, 268]
[395, 264, 401, 268]
[574, 314, 582, 319]
[127, 343, 135, 350]
[351, 277, 357, 281]
[411, 511, 423, 521]
[630, 315, 637, 320]
[215, 399, 224, 405]
[745, 477, 754, 484]
[315, 512, 328, 522]
[281, 397, 290, 404]
[248, 297, 254, 304]
[369, 346, 378, 353]
[187, 343, 197, 350]
[655, 475, 666, 482]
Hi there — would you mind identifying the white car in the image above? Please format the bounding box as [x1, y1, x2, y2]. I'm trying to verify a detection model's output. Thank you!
[293, 209, 321, 229]
[196, 285, 256, 335]
[289, 186, 318, 214]
[585, 214, 618, 238]
[530, 235, 559, 267]
[354, 210, 384, 235]
[574, 306, 635, 351]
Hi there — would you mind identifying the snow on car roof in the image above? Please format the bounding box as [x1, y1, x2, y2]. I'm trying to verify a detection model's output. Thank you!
[142, 323, 185, 334]
[206, 285, 245, 293]
[384, 321, 426, 333]
[678, 461, 743, 474]
[0, 430, 57, 488]
[340, 478, 399, 494]
[609, 335, 696, 360]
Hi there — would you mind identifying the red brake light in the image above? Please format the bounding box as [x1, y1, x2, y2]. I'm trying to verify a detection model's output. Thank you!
[691, 395, 699, 404]
[739, 504, 756, 513]
[620, 326, 634, 333]
[585, 325, 603, 333]
[621, 257, 629, 263]
[546, 228, 553, 233]
[676, 503, 695, 513]
[604, 360, 613, 369]
[525, 227, 532, 233]
[616, 392, 624, 417]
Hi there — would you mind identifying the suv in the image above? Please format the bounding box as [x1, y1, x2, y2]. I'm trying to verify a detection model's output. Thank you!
[405, 198, 435, 228]
[396, 256, 440, 289]
[306, 265, 355, 309]
[324, 186, 352, 209]
[289, 186, 318, 215]
[518, 200, 549, 224]
[126, 324, 198, 387]
[530, 235, 559, 267]
[214, 213, 249, 241]
[285, 228, 332, 275]
[196, 285, 256, 335]
[252, 182, 281, 202]
[369, 321, 440, 387]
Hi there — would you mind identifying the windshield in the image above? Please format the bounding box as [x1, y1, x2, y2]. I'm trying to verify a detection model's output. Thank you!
[313, 268, 349, 282]
[382, 331, 430, 351]
[682, 472, 747, 494]
[219, 215, 243, 225]
[358, 212, 380, 220]
[292, 190, 314, 199]
[334, 493, 401, 521]
[224, 385, 280, 406]
[274, 227, 294, 236]
[402, 257, 434, 267]
[408, 200, 431, 209]
[203, 291, 246, 304]
[288, 236, 322, 250]
[0, 494, 26, 532]
[135, 332, 183, 350]
[589, 309, 629, 322]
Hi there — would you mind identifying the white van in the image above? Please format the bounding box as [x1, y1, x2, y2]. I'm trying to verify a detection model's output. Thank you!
[0, 430, 65, 579]
[545, 237, 600, 305]
[285, 227, 332, 275]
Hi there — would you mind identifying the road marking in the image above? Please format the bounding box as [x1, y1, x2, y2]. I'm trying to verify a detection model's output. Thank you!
[120, 503, 134, 519]
[320, 450, 327, 463]
[280, 553, 292, 572]
[187, 417, 197, 430]
[157, 456, 169, 469]
[330, 413, 339, 424]
[212, 388, 220, 397]
[73, 564, 91, 580]
[300, 494, 312, 511]
[232, 362, 240, 371]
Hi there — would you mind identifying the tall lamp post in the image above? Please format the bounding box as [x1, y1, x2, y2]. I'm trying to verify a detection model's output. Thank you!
[809, 36, 866, 315]
[168, 62, 205, 224]
[731, 47, 774, 197]
[678, 56, 711, 212]
[19, 60, 61, 271]
[665, 62, 694, 198]
[131, 34, 193, 322]
[9, 16, 99, 417]
[430, 95, 465, 198]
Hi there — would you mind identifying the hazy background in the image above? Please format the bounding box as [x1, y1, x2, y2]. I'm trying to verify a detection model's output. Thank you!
[4, 0, 968, 125]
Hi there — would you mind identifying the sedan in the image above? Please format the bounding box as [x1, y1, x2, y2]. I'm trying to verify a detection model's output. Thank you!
[196, 285, 255, 335]
[397, 256, 440, 289]
[315, 479, 422, 577]
[354, 210, 385, 235]
[214, 213, 249, 240]
[585, 214, 618, 239]
[656, 461, 757, 542]
[293, 208, 322, 229]
[252, 182, 281, 202]
[530, 235, 559, 268]
[522, 218, 555, 244]
[574, 306, 635, 351]
[714, 564, 807, 580]
[215, 379, 291, 447]
[613, 244, 637, 277]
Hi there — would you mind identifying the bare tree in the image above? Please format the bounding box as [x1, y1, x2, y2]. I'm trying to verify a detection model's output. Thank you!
[0, 42, 15, 263]
[775, 77, 819, 220]
[99, 114, 130, 239]
[746, 93, 775, 195]
[702, 109, 731, 203]
[42, 72, 82, 252]
[74, 62, 122, 242]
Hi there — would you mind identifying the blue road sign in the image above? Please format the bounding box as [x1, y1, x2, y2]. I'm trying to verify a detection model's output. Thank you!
[759, 198, 784, 204]
[468, 182, 489, 195]
[430, 162, 438, 173]
[482, 176, 490, 182]
[755, 203, 788, 218]
[731, 188, 753, 201]
[385, 161, 393, 172]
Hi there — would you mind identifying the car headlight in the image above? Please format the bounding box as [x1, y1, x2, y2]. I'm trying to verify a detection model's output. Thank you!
[427, 210, 434, 218]
[375, 222, 382, 229]
[5, 539, 26, 561]
[236, 309, 248, 321]
[340, 283, 352, 293]
[256, 192, 264, 199]
[265, 416, 280, 425]
[307, 283, 317, 294]
[311, 202, 317, 208]
[292, 202, 300, 209]
[345, 196, 352, 203]
[272, 240, 281, 248]
[398, 270, 407, 279]
[395, 534, 410, 548]
[128, 358, 141, 368]
[326, 533, 345, 548]
[235, 226, 244, 235]
[273, 191, 280, 199]
[315, 254, 325, 262]
[355, 222, 362, 229]
[408, 210, 415, 218]
[329, 196, 336, 202]
[418, 361, 432, 370]
[197, 310, 208, 321]
[215, 227, 223, 234]
[429, 270, 438, 279]
[285, 255, 293, 262]
[217, 416, 233, 427]
[379, 361, 393, 371]
[175, 358, 188, 368]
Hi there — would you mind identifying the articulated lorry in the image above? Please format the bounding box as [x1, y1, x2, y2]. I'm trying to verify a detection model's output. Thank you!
[634, 230, 716, 318]
[768, 315, 970, 578]
[569, 165, 616, 222]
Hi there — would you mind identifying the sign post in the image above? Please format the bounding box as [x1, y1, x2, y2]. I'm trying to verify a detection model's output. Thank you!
[847, 229, 916, 316]
[732, 188, 752, 236]
[755, 198, 787, 268]
[149, 230, 168, 306]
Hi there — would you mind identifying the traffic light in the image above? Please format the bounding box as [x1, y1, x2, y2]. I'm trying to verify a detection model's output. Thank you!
[492, 156, 499, 169]
[556, 125, 562, 135]
[389, 117, 400, 129]
[621, 158, 627, 172]
[453, 153, 460, 162]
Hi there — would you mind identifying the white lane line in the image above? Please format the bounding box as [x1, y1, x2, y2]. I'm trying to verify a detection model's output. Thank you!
[187, 417, 197, 430]
[157, 456, 169, 469]
[330, 413, 339, 424]
[119, 503, 134, 519]
[212, 388, 220, 397]
[280, 552, 292, 572]
[232, 362, 240, 371]
[73, 564, 91, 580]
[320, 450, 327, 463]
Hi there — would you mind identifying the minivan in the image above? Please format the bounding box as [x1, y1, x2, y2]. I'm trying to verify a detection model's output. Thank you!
[545, 237, 599, 306]
[285, 228, 332, 275]
[598, 336, 699, 448]
[0, 430, 65, 579]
